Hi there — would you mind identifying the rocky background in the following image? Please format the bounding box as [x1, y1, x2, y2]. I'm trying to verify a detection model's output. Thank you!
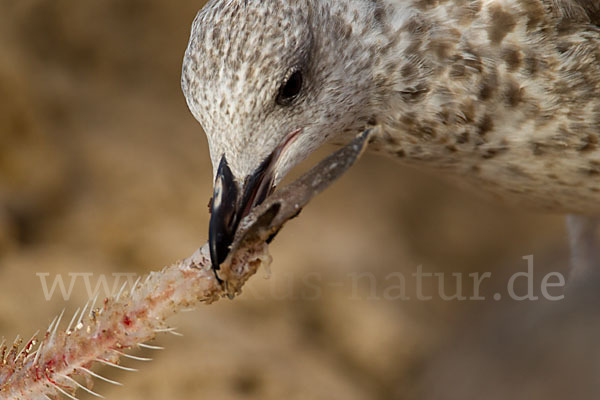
[1, 1, 598, 399]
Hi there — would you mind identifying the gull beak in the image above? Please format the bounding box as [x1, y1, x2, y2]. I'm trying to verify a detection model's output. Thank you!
[208, 156, 241, 270]
[208, 129, 301, 270]
[209, 153, 276, 269]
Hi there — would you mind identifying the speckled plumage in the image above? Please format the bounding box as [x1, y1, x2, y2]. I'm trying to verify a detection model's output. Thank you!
[182, 0, 600, 214]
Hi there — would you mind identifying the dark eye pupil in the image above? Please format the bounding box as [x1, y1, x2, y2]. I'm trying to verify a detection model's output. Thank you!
[278, 71, 303, 104]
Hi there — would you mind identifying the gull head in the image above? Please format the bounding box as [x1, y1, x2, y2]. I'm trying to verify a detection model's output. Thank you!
[182, 0, 378, 268]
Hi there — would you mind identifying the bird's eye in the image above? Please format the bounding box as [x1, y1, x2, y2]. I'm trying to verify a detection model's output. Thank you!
[276, 70, 303, 105]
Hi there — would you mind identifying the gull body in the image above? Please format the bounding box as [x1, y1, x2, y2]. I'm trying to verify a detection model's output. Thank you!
[181, 0, 600, 267]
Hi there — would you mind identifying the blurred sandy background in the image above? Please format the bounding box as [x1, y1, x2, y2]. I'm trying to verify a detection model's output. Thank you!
[1, 1, 599, 399]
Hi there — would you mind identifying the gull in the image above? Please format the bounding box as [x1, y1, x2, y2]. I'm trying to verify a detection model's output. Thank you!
[181, 0, 600, 280]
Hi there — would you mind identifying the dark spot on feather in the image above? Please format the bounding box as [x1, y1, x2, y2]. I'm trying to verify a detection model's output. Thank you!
[401, 112, 417, 127]
[400, 83, 429, 103]
[584, 161, 600, 176]
[437, 110, 451, 124]
[505, 80, 524, 107]
[464, 53, 483, 72]
[405, 37, 423, 54]
[415, 0, 441, 10]
[523, 53, 540, 75]
[401, 63, 415, 78]
[531, 142, 545, 156]
[461, 101, 476, 123]
[413, 124, 437, 140]
[482, 146, 508, 159]
[430, 40, 453, 60]
[578, 135, 598, 152]
[386, 135, 398, 145]
[457, 131, 470, 144]
[556, 41, 571, 54]
[373, 3, 386, 25]
[450, 63, 467, 79]
[404, 17, 426, 34]
[502, 47, 522, 71]
[487, 5, 516, 45]
[479, 72, 498, 101]
[521, 0, 546, 31]
[478, 114, 494, 136]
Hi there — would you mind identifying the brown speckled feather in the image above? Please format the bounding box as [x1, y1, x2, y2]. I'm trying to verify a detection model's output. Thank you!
[366, 0, 600, 214]
[182, 0, 600, 215]
[552, 0, 600, 25]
